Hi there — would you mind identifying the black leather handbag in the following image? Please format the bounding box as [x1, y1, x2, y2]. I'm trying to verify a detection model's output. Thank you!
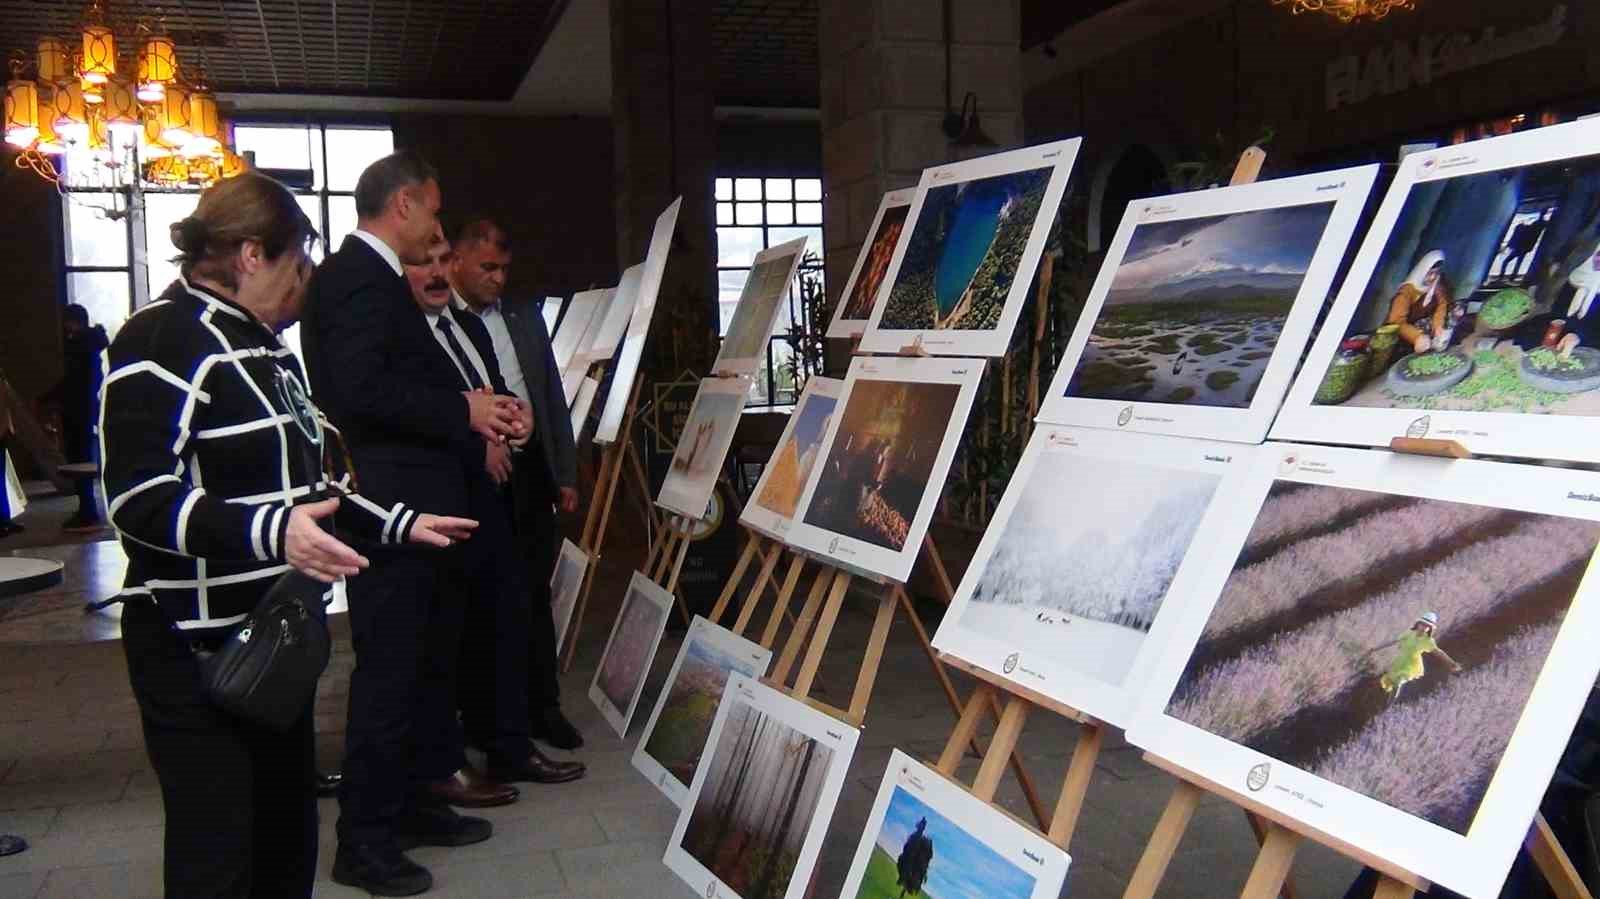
[197, 364, 349, 730]
[199, 570, 332, 730]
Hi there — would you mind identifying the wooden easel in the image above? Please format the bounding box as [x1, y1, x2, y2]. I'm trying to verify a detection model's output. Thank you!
[1126, 429, 1592, 898]
[640, 512, 697, 626]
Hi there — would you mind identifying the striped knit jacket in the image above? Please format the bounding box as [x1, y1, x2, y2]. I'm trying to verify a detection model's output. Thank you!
[100, 278, 416, 632]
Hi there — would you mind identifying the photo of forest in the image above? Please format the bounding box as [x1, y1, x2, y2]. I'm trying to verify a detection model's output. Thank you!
[962, 456, 1220, 686]
[879, 167, 1053, 332]
[595, 583, 668, 718]
[642, 634, 770, 790]
[1066, 203, 1335, 407]
[681, 697, 837, 899]
[754, 390, 838, 518]
[1167, 482, 1600, 834]
[840, 204, 910, 322]
[1313, 151, 1600, 415]
[853, 785, 1036, 899]
[801, 379, 962, 551]
[722, 252, 797, 361]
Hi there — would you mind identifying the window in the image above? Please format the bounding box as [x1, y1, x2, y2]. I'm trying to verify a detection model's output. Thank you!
[61, 123, 394, 344]
[715, 176, 824, 408]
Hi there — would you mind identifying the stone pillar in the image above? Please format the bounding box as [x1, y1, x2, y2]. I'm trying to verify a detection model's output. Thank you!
[818, 0, 1023, 330]
[611, 0, 719, 377]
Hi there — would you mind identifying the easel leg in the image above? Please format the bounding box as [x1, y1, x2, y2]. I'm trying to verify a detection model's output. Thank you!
[758, 551, 807, 649]
[935, 685, 994, 776]
[1122, 781, 1204, 899]
[562, 442, 626, 673]
[733, 540, 784, 637]
[1372, 879, 1415, 899]
[662, 521, 694, 626]
[1240, 824, 1302, 899]
[707, 534, 760, 624]
[846, 587, 898, 723]
[769, 564, 831, 684]
[920, 534, 958, 605]
[1046, 722, 1105, 848]
[791, 571, 851, 700]
[645, 524, 675, 582]
[1244, 813, 1300, 899]
[1528, 812, 1595, 899]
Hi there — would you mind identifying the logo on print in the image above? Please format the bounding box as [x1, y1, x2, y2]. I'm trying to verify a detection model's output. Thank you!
[1406, 415, 1431, 438]
[1117, 406, 1134, 427]
[1002, 652, 1019, 674]
[1247, 762, 1271, 793]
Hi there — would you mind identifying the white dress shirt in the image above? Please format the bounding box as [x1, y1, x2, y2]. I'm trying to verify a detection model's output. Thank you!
[350, 229, 402, 276]
[424, 306, 494, 390]
[457, 291, 532, 409]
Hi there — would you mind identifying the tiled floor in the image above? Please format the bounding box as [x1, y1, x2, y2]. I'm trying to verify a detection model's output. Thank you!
[0, 512, 1366, 897]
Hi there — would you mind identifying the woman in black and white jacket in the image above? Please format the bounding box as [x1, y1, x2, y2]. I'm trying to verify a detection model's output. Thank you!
[100, 171, 476, 899]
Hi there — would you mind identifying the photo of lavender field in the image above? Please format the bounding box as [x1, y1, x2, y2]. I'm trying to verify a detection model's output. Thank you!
[1067, 203, 1335, 407]
[961, 456, 1219, 686]
[1167, 482, 1600, 834]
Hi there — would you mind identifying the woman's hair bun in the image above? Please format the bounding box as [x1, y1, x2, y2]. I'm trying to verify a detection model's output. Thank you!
[171, 216, 209, 255]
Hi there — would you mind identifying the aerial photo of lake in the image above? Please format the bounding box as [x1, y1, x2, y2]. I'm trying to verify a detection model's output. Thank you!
[1066, 202, 1336, 408]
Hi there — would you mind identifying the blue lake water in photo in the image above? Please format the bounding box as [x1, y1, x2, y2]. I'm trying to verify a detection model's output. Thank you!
[933, 183, 1008, 316]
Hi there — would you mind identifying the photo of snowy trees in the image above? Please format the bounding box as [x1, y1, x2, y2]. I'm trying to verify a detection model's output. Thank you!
[960, 455, 1220, 687]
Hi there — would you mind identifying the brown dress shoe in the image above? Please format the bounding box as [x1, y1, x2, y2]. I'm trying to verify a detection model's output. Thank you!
[424, 767, 519, 808]
[487, 746, 586, 785]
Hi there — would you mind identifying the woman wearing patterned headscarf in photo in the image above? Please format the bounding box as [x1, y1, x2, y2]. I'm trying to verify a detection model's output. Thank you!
[100, 171, 477, 899]
[1386, 250, 1456, 354]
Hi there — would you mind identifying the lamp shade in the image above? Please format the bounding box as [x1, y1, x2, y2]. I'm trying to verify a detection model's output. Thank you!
[145, 153, 187, 185]
[103, 77, 140, 135]
[158, 83, 191, 146]
[220, 146, 247, 178]
[183, 90, 221, 156]
[139, 115, 172, 158]
[3, 78, 40, 148]
[50, 81, 89, 143]
[80, 24, 116, 85]
[37, 39, 72, 83]
[136, 37, 177, 101]
[34, 113, 65, 155]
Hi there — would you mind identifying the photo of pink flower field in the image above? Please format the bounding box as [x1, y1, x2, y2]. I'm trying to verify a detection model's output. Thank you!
[1167, 482, 1600, 835]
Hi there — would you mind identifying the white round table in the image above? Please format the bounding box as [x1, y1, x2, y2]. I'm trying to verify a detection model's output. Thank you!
[0, 557, 64, 599]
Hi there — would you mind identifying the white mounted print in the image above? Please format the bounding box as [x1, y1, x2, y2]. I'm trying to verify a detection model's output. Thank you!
[632, 616, 773, 806]
[550, 287, 607, 371]
[664, 673, 859, 899]
[1036, 166, 1379, 444]
[739, 376, 844, 541]
[713, 237, 808, 377]
[858, 139, 1082, 357]
[1273, 120, 1600, 462]
[1127, 442, 1600, 899]
[598, 198, 681, 444]
[656, 377, 753, 521]
[786, 356, 983, 583]
[550, 538, 589, 654]
[932, 425, 1251, 728]
[587, 570, 675, 737]
[826, 188, 915, 340]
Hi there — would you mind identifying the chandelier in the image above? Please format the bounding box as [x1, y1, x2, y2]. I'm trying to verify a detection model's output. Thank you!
[3, 1, 245, 190]
[1271, 0, 1417, 23]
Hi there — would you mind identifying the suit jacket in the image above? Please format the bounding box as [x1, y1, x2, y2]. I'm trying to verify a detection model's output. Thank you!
[499, 297, 578, 493]
[301, 235, 495, 523]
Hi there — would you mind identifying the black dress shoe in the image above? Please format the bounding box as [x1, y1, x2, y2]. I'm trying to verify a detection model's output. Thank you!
[488, 745, 586, 784]
[315, 771, 343, 798]
[531, 706, 584, 750]
[332, 843, 432, 897]
[397, 804, 493, 849]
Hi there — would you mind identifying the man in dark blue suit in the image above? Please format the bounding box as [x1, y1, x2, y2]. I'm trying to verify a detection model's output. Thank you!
[448, 216, 585, 751]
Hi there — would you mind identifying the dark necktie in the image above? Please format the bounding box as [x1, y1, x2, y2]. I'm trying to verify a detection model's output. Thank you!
[436, 316, 485, 390]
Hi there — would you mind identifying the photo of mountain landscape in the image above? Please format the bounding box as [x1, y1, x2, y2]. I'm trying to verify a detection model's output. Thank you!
[1066, 202, 1337, 407]
[638, 623, 771, 796]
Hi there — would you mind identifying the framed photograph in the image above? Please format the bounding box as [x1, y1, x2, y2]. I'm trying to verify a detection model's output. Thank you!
[739, 376, 844, 541]
[560, 285, 621, 405]
[591, 267, 641, 363]
[550, 287, 608, 372]
[858, 139, 1082, 357]
[632, 616, 773, 806]
[1127, 442, 1600, 898]
[587, 571, 675, 737]
[599, 198, 682, 444]
[569, 373, 600, 437]
[839, 750, 1071, 899]
[657, 378, 753, 521]
[714, 237, 808, 377]
[826, 188, 916, 340]
[664, 673, 859, 899]
[786, 357, 983, 583]
[550, 538, 589, 655]
[1035, 166, 1379, 444]
[932, 425, 1251, 728]
[1273, 121, 1600, 462]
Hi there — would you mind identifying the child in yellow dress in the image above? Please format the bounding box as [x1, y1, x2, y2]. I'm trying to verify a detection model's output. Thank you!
[1371, 612, 1463, 701]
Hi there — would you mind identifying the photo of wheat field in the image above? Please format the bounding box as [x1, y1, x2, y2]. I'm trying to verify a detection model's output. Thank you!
[879, 167, 1053, 332]
[1067, 202, 1336, 407]
[642, 634, 769, 790]
[754, 389, 838, 519]
[961, 456, 1220, 686]
[801, 379, 962, 551]
[1167, 482, 1600, 834]
[681, 698, 836, 899]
